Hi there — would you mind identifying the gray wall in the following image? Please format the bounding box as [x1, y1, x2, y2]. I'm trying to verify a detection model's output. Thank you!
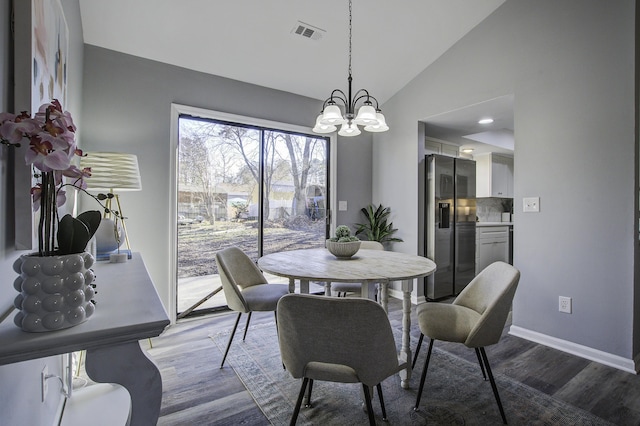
[80, 45, 372, 313]
[1, 3, 372, 422]
[375, 0, 638, 362]
[0, 1, 85, 424]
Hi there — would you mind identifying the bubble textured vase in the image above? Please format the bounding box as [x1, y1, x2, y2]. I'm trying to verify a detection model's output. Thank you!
[12, 252, 97, 332]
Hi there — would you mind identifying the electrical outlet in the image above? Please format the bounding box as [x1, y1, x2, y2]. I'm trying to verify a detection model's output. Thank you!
[559, 296, 572, 314]
[41, 365, 48, 402]
[523, 197, 540, 213]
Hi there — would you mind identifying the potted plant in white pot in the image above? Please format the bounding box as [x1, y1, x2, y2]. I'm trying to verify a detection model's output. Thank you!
[355, 203, 403, 247]
[326, 225, 361, 259]
[1, 100, 117, 332]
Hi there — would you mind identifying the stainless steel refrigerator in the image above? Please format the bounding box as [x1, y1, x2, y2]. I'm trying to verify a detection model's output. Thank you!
[424, 154, 476, 299]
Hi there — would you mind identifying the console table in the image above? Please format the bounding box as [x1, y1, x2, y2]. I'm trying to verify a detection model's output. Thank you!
[0, 254, 170, 426]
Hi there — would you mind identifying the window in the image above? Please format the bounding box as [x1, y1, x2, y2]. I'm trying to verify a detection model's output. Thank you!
[171, 106, 334, 319]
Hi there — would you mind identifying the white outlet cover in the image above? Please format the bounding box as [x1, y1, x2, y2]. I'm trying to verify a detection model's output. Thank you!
[559, 296, 572, 314]
[523, 197, 540, 213]
[338, 201, 348, 211]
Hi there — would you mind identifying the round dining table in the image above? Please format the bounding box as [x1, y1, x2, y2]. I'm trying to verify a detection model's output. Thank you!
[258, 247, 436, 388]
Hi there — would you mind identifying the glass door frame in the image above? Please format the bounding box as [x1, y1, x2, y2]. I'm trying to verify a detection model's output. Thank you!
[168, 103, 337, 323]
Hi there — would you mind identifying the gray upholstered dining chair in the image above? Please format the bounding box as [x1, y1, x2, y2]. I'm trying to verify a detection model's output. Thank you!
[412, 261, 520, 424]
[215, 246, 289, 368]
[277, 293, 405, 426]
[332, 240, 384, 298]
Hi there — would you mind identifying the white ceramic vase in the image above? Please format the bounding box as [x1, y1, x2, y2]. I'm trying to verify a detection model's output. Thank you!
[94, 218, 124, 255]
[12, 252, 97, 332]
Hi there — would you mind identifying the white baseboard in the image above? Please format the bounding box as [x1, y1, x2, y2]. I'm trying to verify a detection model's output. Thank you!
[387, 288, 425, 305]
[509, 325, 639, 374]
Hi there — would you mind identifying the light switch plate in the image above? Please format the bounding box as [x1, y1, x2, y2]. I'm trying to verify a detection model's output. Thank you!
[523, 197, 540, 213]
[338, 201, 348, 211]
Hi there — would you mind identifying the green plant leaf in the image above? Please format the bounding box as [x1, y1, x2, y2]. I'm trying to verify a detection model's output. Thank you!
[77, 210, 102, 239]
[354, 203, 403, 243]
[57, 214, 92, 255]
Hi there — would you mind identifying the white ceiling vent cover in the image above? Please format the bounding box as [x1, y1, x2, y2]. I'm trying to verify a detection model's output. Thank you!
[291, 21, 325, 41]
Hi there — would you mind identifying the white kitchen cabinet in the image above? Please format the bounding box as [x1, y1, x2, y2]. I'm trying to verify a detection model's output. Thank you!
[425, 137, 459, 157]
[475, 153, 514, 197]
[475, 225, 510, 275]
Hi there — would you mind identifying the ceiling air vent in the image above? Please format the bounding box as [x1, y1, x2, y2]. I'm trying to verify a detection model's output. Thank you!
[291, 21, 325, 41]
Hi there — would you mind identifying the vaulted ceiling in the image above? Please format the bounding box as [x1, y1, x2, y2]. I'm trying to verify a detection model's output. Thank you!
[78, 1, 512, 153]
[79, 0, 505, 105]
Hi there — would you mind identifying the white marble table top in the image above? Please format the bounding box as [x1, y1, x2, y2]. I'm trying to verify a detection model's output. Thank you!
[258, 248, 436, 283]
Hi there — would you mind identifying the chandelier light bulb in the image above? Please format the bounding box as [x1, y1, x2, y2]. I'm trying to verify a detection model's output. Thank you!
[320, 104, 346, 125]
[338, 122, 361, 137]
[312, 114, 337, 134]
[354, 104, 378, 126]
[364, 112, 389, 132]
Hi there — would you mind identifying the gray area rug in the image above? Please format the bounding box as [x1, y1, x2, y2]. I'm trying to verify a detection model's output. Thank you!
[211, 323, 611, 425]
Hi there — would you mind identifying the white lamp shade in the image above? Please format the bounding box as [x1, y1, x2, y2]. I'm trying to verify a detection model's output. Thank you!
[80, 152, 142, 192]
[312, 114, 337, 134]
[353, 104, 378, 126]
[320, 104, 346, 125]
[338, 122, 361, 137]
[364, 112, 389, 132]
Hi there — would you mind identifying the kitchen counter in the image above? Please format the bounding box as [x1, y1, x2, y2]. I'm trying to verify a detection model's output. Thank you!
[477, 222, 513, 226]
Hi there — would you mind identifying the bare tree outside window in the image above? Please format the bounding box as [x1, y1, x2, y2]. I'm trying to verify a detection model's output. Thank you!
[176, 116, 329, 317]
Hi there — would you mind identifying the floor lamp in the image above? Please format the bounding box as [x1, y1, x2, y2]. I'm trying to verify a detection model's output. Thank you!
[80, 152, 142, 260]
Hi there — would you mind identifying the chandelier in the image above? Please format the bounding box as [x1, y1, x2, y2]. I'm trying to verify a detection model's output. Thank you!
[312, 0, 389, 137]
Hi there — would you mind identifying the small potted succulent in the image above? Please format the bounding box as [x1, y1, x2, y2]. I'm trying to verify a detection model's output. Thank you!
[326, 225, 361, 259]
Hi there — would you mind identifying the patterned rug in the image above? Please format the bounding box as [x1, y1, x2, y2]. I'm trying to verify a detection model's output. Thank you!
[211, 323, 611, 425]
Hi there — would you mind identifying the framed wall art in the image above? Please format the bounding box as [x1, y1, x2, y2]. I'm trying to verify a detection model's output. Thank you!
[13, 0, 69, 250]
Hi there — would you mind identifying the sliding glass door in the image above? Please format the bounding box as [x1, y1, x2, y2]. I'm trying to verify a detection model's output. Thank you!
[176, 115, 329, 318]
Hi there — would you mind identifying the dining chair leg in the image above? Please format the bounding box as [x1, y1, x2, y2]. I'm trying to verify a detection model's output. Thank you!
[376, 383, 387, 421]
[479, 347, 507, 424]
[475, 348, 487, 380]
[412, 333, 424, 368]
[291, 378, 309, 426]
[220, 312, 242, 368]
[305, 379, 314, 408]
[275, 311, 286, 370]
[413, 338, 434, 410]
[362, 383, 376, 426]
[242, 311, 253, 341]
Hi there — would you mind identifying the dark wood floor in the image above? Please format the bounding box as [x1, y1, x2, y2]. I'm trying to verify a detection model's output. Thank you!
[148, 297, 640, 425]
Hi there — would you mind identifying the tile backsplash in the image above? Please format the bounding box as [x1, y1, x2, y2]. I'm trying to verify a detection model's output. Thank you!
[477, 198, 513, 222]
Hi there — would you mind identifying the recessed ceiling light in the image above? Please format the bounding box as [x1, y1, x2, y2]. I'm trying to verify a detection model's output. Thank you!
[461, 148, 474, 153]
[478, 118, 494, 124]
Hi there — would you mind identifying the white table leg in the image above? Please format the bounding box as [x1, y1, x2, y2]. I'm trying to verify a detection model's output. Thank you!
[360, 281, 376, 301]
[398, 278, 413, 389]
[300, 279, 310, 294]
[324, 281, 332, 296]
[85, 340, 162, 426]
[380, 280, 389, 313]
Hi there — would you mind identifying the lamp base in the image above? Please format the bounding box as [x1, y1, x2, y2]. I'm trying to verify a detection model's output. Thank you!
[96, 249, 132, 262]
[109, 252, 129, 263]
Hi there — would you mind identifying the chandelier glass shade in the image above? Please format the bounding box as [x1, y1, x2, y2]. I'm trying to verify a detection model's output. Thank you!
[312, 0, 389, 137]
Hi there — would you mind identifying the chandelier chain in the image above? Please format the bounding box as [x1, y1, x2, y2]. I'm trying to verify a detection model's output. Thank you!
[348, 0, 352, 77]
